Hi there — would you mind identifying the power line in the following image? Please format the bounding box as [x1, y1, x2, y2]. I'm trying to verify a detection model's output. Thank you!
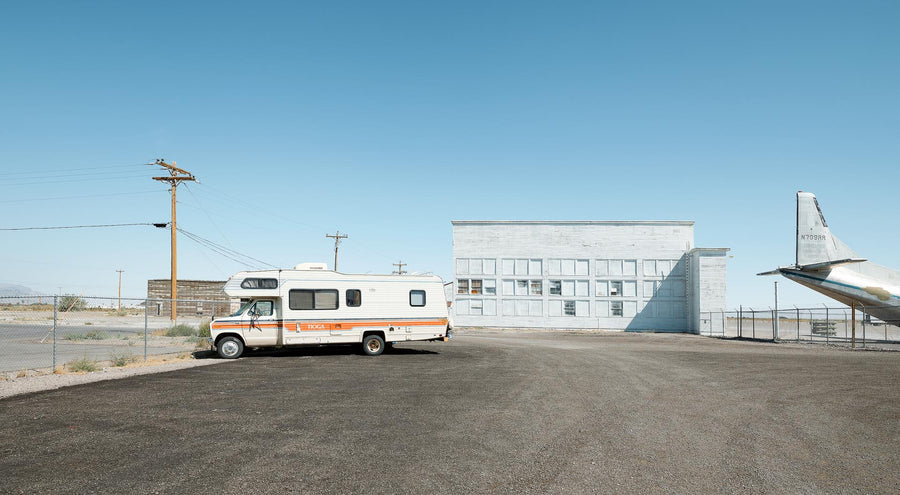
[0, 164, 145, 177]
[179, 231, 271, 270]
[182, 183, 233, 251]
[177, 227, 277, 269]
[195, 183, 323, 231]
[0, 222, 166, 231]
[3, 169, 147, 180]
[0, 190, 164, 204]
[6, 173, 152, 187]
[179, 231, 261, 269]
[174, 182, 406, 270]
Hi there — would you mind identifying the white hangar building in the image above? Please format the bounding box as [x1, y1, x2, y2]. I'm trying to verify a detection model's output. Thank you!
[451, 221, 729, 333]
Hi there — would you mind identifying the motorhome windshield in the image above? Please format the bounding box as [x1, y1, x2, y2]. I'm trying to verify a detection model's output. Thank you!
[231, 300, 254, 317]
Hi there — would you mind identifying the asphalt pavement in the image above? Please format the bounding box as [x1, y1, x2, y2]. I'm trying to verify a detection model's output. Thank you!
[1, 331, 897, 494]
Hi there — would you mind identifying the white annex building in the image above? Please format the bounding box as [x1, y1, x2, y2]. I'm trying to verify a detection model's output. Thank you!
[451, 221, 729, 333]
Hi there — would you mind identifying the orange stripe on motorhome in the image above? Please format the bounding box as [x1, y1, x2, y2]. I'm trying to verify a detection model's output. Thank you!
[212, 319, 448, 332]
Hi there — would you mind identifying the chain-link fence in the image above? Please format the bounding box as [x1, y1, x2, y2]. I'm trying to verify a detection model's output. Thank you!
[0, 295, 241, 373]
[699, 306, 900, 349]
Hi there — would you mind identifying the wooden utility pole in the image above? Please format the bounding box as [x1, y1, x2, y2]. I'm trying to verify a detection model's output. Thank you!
[116, 269, 124, 311]
[326, 230, 348, 271]
[392, 261, 407, 275]
[152, 159, 196, 323]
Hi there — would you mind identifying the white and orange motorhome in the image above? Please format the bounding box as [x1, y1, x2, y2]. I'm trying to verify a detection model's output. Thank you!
[209, 263, 452, 358]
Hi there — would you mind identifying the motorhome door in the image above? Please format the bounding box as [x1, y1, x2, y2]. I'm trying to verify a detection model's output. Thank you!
[241, 299, 279, 346]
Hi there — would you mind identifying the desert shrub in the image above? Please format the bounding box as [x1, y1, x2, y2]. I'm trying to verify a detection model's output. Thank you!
[165, 324, 198, 337]
[198, 319, 211, 338]
[68, 357, 99, 372]
[110, 352, 137, 367]
[59, 295, 87, 311]
[64, 330, 108, 341]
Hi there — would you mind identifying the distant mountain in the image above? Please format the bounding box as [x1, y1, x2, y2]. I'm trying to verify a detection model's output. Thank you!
[0, 284, 37, 297]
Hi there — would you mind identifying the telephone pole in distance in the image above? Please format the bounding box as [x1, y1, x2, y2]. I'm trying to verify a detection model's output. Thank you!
[116, 269, 124, 312]
[393, 261, 407, 275]
[152, 159, 196, 323]
[326, 230, 348, 272]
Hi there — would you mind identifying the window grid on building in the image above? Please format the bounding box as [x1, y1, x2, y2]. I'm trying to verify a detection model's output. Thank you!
[455, 257, 688, 321]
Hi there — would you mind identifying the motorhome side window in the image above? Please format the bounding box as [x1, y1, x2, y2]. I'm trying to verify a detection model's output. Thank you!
[288, 289, 339, 310]
[409, 290, 426, 307]
[346, 289, 362, 307]
[240, 278, 278, 289]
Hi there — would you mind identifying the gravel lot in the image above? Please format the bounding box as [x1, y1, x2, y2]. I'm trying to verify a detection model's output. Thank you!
[0, 357, 223, 400]
[0, 330, 897, 494]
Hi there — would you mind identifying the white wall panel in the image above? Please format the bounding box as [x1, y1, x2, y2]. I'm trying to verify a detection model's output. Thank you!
[484, 300, 497, 316]
[575, 259, 589, 276]
[457, 259, 469, 275]
[575, 280, 589, 297]
[484, 259, 496, 275]
[576, 300, 589, 317]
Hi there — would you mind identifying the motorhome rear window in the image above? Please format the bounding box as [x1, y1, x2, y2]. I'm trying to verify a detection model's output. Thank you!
[240, 278, 278, 289]
[409, 290, 426, 307]
[289, 289, 339, 310]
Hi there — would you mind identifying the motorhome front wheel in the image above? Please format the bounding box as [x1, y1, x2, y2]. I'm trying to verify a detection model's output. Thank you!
[217, 336, 244, 359]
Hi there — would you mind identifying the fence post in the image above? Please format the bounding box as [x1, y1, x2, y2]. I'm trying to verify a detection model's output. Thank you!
[774, 281, 779, 340]
[771, 308, 776, 341]
[825, 305, 830, 345]
[844, 310, 848, 340]
[795, 306, 800, 343]
[862, 314, 866, 347]
[751, 308, 756, 339]
[808, 310, 814, 342]
[144, 299, 149, 361]
[53, 295, 58, 371]
[738, 305, 742, 338]
[721, 311, 726, 336]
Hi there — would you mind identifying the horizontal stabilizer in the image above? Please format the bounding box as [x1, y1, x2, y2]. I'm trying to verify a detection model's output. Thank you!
[757, 269, 782, 276]
[797, 258, 867, 271]
[757, 257, 867, 276]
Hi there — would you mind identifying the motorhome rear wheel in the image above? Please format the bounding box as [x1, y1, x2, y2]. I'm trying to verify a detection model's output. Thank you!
[362, 334, 385, 356]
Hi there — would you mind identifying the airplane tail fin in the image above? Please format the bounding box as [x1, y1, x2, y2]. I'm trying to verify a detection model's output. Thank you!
[796, 191, 859, 267]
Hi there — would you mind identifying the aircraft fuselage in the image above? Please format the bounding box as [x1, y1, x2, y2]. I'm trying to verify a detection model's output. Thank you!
[779, 265, 900, 324]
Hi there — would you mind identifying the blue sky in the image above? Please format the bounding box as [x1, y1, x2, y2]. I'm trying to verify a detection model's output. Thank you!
[1, 0, 898, 307]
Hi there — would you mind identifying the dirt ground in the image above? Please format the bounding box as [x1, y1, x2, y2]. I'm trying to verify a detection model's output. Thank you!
[0, 330, 897, 494]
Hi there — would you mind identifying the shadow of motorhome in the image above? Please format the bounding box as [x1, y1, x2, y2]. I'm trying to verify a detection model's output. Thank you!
[204, 344, 441, 359]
